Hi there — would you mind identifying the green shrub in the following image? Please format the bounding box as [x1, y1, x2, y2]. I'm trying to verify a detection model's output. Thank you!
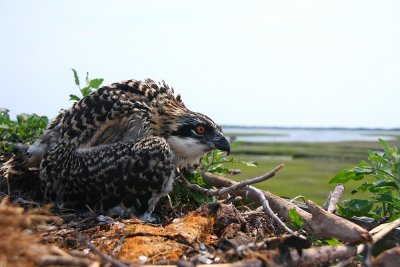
[0, 109, 48, 153]
[330, 139, 400, 220]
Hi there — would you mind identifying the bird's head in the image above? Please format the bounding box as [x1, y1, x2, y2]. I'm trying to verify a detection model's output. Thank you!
[165, 111, 230, 169]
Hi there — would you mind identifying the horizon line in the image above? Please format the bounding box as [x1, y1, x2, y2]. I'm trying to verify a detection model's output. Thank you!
[221, 125, 400, 131]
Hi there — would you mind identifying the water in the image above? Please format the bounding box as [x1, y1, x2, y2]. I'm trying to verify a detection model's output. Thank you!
[222, 127, 400, 143]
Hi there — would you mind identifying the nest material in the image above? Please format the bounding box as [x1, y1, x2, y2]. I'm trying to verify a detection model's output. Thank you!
[0, 198, 62, 267]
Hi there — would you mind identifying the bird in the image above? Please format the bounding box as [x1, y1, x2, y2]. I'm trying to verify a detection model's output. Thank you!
[16, 79, 230, 216]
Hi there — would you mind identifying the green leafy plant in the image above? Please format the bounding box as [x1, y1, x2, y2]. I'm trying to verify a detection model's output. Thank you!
[288, 208, 305, 229]
[330, 139, 400, 220]
[0, 108, 48, 153]
[69, 69, 104, 101]
[200, 141, 258, 175]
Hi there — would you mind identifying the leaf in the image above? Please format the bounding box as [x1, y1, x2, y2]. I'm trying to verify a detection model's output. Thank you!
[89, 78, 104, 89]
[356, 182, 374, 192]
[324, 238, 341, 246]
[337, 199, 374, 217]
[188, 172, 206, 187]
[352, 161, 373, 175]
[288, 208, 304, 227]
[368, 151, 386, 163]
[209, 166, 230, 175]
[329, 169, 360, 184]
[373, 193, 394, 202]
[71, 68, 80, 86]
[85, 72, 89, 85]
[379, 139, 390, 153]
[369, 179, 399, 193]
[0, 123, 11, 130]
[69, 94, 81, 101]
[80, 87, 92, 97]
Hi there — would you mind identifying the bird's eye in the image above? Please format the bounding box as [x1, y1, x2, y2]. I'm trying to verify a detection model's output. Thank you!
[195, 125, 206, 135]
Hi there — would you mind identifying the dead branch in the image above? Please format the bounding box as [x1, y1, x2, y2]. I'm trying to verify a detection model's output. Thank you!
[202, 172, 372, 243]
[185, 165, 295, 235]
[306, 200, 372, 243]
[369, 217, 400, 244]
[292, 244, 358, 265]
[326, 184, 345, 213]
[356, 217, 400, 255]
[291, 218, 400, 265]
[185, 164, 284, 197]
[248, 184, 295, 235]
[372, 247, 400, 267]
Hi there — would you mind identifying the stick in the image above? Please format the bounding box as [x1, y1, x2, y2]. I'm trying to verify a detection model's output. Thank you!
[356, 217, 400, 255]
[369, 217, 400, 244]
[326, 184, 345, 213]
[248, 185, 295, 235]
[184, 164, 284, 197]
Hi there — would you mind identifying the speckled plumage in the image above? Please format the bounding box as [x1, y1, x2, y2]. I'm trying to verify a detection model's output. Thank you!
[24, 79, 230, 215]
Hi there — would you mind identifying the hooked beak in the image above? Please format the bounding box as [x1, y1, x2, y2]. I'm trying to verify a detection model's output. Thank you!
[212, 133, 231, 155]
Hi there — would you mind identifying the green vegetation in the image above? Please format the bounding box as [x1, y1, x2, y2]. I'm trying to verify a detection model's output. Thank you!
[69, 69, 103, 101]
[288, 208, 305, 229]
[330, 139, 400, 220]
[0, 109, 48, 154]
[226, 140, 400, 204]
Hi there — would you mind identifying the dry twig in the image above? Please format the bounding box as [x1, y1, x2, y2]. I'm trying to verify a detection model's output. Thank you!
[184, 164, 284, 197]
[184, 165, 295, 235]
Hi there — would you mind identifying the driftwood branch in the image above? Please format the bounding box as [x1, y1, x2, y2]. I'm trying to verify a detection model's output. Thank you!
[202, 171, 372, 243]
[305, 200, 372, 243]
[325, 183, 345, 213]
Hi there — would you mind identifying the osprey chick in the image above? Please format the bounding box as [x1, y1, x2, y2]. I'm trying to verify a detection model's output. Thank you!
[25, 79, 230, 215]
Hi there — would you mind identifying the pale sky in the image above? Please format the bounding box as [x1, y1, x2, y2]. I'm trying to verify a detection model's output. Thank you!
[0, 0, 399, 128]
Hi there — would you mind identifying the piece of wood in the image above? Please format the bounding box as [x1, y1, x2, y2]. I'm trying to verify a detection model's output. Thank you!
[326, 184, 345, 213]
[306, 200, 372, 243]
[372, 247, 400, 267]
[202, 172, 372, 243]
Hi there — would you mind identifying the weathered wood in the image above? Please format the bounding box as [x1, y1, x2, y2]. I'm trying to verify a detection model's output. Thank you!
[203, 172, 372, 243]
[326, 183, 345, 213]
